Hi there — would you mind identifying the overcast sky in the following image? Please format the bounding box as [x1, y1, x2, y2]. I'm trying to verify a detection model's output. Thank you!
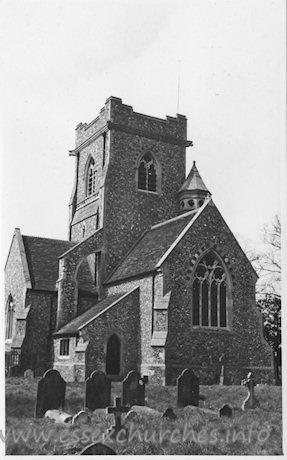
[0, 0, 285, 261]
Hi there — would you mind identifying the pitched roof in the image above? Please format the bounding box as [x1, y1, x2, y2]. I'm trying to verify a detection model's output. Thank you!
[179, 161, 209, 193]
[106, 207, 204, 284]
[54, 290, 137, 336]
[22, 236, 75, 291]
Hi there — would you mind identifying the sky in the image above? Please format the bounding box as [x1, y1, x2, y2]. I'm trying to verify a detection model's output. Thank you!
[0, 0, 285, 262]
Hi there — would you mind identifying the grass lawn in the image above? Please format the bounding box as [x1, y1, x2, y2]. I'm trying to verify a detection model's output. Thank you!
[5, 377, 282, 455]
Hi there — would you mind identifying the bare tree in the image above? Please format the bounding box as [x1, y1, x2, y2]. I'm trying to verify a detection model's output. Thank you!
[254, 215, 281, 297]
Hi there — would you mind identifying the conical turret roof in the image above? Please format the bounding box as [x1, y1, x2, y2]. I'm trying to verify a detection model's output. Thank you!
[179, 161, 209, 193]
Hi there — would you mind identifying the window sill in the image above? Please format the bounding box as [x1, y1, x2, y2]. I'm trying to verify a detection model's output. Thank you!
[191, 326, 231, 334]
[137, 188, 160, 196]
[58, 355, 70, 360]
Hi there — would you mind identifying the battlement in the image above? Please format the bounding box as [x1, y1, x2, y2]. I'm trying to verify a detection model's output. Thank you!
[75, 96, 192, 149]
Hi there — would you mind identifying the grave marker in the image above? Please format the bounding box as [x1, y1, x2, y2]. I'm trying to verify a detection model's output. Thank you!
[122, 370, 145, 406]
[85, 370, 111, 411]
[106, 397, 129, 440]
[241, 372, 259, 410]
[162, 407, 177, 420]
[24, 369, 34, 379]
[80, 442, 117, 455]
[177, 368, 199, 408]
[35, 369, 66, 418]
[219, 404, 233, 417]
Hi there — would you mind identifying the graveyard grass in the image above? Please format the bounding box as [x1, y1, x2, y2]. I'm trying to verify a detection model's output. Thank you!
[5, 378, 282, 455]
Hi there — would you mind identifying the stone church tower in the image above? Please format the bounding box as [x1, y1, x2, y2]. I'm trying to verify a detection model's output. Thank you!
[68, 96, 191, 282]
[5, 97, 273, 384]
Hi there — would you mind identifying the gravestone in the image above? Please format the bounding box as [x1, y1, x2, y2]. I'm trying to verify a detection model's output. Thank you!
[35, 369, 66, 418]
[177, 368, 199, 408]
[130, 405, 161, 417]
[124, 410, 140, 423]
[85, 370, 111, 411]
[80, 443, 117, 455]
[219, 404, 233, 417]
[72, 410, 91, 426]
[45, 409, 72, 424]
[241, 372, 259, 410]
[106, 397, 129, 440]
[162, 407, 177, 420]
[11, 365, 21, 377]
[122, 370, 145, 406]
[24, 369, 34, 379]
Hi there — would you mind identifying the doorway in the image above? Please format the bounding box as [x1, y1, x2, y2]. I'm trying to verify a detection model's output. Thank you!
[106, 334, 121, 375]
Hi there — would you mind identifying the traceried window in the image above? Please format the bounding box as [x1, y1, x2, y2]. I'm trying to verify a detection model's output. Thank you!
[86, 158, 96, 197]
[59, 339, 70, 356]
[137, 153, 157, 192]
[6, 295, 14, 339]
[192, 252, 228, 328]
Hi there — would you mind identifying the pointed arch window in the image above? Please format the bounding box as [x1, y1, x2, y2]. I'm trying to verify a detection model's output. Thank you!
[137, 153, 158, 192]
[192, 252, 229, 328]
[86, 158, 96, 197]
[6, 295, 14, 339]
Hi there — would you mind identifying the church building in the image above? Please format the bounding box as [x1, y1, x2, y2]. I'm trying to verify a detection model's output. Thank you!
[5, 96, 273, 384]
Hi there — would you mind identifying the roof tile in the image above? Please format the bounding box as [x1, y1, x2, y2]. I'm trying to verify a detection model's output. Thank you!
[107, 211, 196, 284]
[22, 236, 75, 291]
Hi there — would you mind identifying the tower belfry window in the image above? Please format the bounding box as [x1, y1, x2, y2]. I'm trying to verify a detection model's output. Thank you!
[137, 153, 157, 192]
[86, 158, 96, 197]
[192, 252, 228, 328]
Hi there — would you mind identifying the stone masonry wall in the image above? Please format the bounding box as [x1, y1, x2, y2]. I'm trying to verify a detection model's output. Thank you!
[107, 277, 166, 384]
[81, 288, 140, 379]
[53, 337, 86, 382]
[103, 129, 186, 278]
[5, 233, 28, 351]
[21, 290, 57, 376]
[56, 230, 104, 330]
[69, 97, 189, 283]
[163, 202, 273, 384]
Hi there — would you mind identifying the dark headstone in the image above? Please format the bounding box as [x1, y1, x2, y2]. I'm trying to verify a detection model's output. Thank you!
[162, 407, 177, 420]
[177, 368, 199, 408]
[219, 404, 233, 417]
[11, 365, 21, 377]
[80, 443, 117, 455]
[85, 370, 111, 411]
[35, 369, 66, 418]
[122, 370, 145, 406]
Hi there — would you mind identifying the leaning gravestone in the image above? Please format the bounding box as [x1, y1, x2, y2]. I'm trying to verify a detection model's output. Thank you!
[122, 370, 145, 406]
[35, 369, 66, 418]
[80, 442, 117, 455]
[85, 370, 111, 411]
[177, 368, 199, 408]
